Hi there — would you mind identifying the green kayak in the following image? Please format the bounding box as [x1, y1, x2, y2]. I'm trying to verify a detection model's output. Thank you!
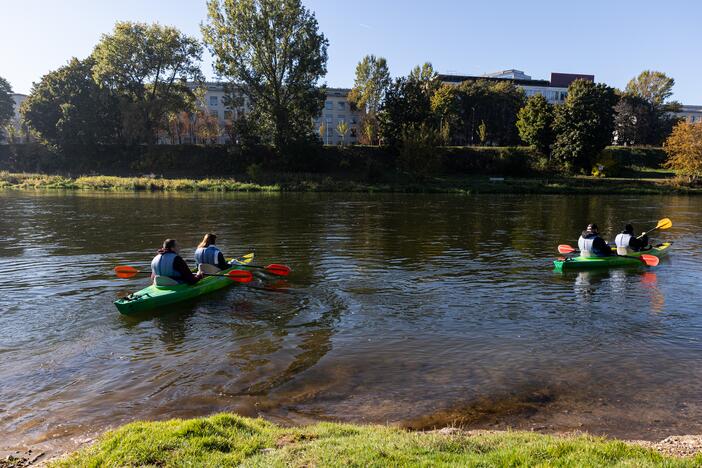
[114, 254, 254, 315]
[554, 243, 671, 272]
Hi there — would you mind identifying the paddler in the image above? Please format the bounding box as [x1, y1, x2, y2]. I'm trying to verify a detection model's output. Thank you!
[614, 224, 649, 255]
[578, 223, 612, 257]
[151, 239, 202, 285]
[194, 233, 231, 271]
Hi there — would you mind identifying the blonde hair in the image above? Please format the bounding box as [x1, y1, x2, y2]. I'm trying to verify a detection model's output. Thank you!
[197, 233, 217, 249]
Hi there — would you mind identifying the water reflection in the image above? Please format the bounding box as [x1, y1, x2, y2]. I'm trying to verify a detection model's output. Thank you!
[1, 191, 702, 454]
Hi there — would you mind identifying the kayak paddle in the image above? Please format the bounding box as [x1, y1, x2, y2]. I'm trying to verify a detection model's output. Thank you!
[638, 218, 672, 239]
[234, 262, 292, 276]
[114, 266, 254, 283]
[554, 245, 659, 266]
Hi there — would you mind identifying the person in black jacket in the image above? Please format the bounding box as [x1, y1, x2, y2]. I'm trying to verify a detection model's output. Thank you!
[578, 224, 612, 257]
[615, 224, 649, 255]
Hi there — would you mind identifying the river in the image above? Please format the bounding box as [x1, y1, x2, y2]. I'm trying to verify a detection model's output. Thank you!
[1, 190, 701, 455]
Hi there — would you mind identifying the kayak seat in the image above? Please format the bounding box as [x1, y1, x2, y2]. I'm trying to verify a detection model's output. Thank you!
[198, 264, 222, 275]
[153, 276, 180, 287]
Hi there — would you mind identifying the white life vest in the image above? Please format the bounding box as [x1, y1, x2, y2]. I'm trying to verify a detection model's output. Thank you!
[578, 235, 595, 258]
[615, 233, 634, 256]
[151, 251, 181, 278]
[195, 245, 222, 267]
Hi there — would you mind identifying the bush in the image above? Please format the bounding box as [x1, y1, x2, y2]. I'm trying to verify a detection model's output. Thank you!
[397, 124, 441, 180]
[441, 146, 539, 176]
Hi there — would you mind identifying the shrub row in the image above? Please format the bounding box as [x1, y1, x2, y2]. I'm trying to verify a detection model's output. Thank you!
[0, 144, 665, 178]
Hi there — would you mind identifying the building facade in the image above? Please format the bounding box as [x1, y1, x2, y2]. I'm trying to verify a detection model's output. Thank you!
[675, 105, 702, 124]
[438, 70, 595, 104]
[187, 83, 361, 145]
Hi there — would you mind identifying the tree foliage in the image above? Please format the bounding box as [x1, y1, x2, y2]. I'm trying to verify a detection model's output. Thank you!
[202, 0, 328, 150]
[623, 70, 681, 145]
[378, 76, 433, 147]
[348, 55, 390, 116]
[92, 21, 203, 143]
[552, 80, 618, 173]
[22, 58, 122, 147]
[0, 76, 14, 129]
[613, 94, 654, 146]
[664, 121, 702, 183]
[454, 80, 525, 146]
[336, 120, 349, 145]
[516, 94, 555, 155]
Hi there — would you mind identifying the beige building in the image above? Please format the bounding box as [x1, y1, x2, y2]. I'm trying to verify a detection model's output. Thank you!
[191, 83, 361, 145]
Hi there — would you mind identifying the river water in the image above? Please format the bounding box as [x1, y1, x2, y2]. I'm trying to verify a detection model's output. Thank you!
[1, 191, 701, 453]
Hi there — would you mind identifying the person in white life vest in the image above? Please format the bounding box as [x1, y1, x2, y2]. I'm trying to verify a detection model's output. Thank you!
[614, 224, 649, 255]
[151, 239, 202, 285]
[578, 223, 613, 257]
[194, 233, 231, 270]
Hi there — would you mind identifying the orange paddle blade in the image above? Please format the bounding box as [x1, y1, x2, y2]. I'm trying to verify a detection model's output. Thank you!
[640, 254, 660, 267]
[558, 244, 576, 254]
[115, 266, 140, 278]
[227, 270, 254, 283]
[264, 264, 292, 276]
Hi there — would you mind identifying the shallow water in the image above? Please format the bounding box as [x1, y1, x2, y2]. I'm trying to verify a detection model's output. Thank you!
[1, 190, 701, 453]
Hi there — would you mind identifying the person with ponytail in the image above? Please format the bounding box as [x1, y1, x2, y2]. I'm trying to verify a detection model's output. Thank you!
[194, 233, 230, 270]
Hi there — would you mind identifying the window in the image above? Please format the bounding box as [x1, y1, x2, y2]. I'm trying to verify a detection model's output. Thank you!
[351, 117, 358, 124]
[210, 110, 219, 118]
[338, 116, 345, 122]
[338, 101, 345, 110]
[209, 95, 218, 106]
[224, 110, 233, 120]
[325, 101, 333, 110]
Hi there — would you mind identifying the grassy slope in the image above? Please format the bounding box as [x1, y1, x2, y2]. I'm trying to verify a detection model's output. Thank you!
[54, 414, 701, 467]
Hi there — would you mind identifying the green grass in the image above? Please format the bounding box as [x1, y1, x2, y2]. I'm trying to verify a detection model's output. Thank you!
[1, 171, 701, 195]
[53, 413, 700, 467]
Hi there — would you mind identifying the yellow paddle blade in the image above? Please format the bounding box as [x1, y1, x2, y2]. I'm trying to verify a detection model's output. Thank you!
[229, 252, 255, 265]
[656, 218, 672, 230]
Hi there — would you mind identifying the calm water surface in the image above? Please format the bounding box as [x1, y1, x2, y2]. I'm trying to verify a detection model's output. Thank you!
[1, 191, 701, 452]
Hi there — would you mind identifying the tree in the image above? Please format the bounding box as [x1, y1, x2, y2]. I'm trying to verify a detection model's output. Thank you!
[516, 94, 555, 155]
[318, 122, 327, 144]
[360, 117, 376, 145]
[348, 55, 390, 116]
[454, 79, 525, 146]
[625, 70, 681, 145]
[0, 76, 14, 134]
[193, 110, 221, 144]
[625, 70, 675, 107]
[202, 0, 328, 150]
[551, 79, 618, 173]
[378, 77, 434, 147]
[478, 120, 488, 145]
[92, 21, 203, 143]
[430, 84, 459, 144]
[663, 121, 702, 183]
[22, 57, 122, 147]
[613, 94, 654, 146]
[336, 120, 349, 146]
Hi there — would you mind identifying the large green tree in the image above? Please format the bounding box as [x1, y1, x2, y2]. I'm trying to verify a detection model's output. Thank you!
[379, 77, 433, 147]
[624, 70, 681, 145]
[92, 21, 203, 143]
[613, 94, 654, 146]
[0, 76, 14, 130]
[454, 79, 525, 146]
[552, 79, 618, 172]
[348, 55, 390, 115]
[516, 94, 555, 156]
[22, 58, 122, 147]
[202, 0, 329, 149]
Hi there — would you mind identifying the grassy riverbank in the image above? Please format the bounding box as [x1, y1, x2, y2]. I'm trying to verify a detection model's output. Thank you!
[52, 414, 700, 467]
[0, 171, 699, 195]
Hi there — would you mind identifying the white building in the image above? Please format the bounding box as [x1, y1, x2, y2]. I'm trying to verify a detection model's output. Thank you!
[675, 105, 702, 124]
[438, 70, 595, 104]
[191, 83, 361, 145]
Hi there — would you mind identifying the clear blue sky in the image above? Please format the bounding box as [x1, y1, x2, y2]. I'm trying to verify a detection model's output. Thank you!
[2, 0, 700, 103]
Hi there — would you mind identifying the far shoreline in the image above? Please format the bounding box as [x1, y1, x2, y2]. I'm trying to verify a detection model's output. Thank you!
[1, 172, 699, 195]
